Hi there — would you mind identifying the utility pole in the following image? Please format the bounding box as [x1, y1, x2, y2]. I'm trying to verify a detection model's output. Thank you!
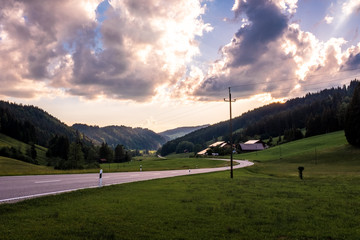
[224, 87, 236, 178]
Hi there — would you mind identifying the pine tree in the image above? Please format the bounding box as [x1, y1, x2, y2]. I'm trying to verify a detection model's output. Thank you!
[345, 83, 360, 147]
[99, 142, 114, 162]
[68, 142, 85, 169]
[114, 144, 125, 162]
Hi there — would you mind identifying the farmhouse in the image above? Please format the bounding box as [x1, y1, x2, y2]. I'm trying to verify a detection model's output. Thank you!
[239, 140, 266, 152]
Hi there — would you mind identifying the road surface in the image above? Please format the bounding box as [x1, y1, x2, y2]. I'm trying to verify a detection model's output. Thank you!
[0, 159, 253, 203]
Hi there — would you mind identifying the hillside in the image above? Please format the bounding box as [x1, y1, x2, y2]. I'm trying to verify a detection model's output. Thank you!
[0, 100, 166, 151]
[0, 101, 81, 146]
[72, 124, 167, 150]
[0, 133, 48, 165]
[158, 124, 209, 141]
[160, 80, 360, 155]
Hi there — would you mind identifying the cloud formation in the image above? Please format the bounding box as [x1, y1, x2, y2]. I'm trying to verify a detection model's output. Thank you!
[0, 0, 211, 101]
[227, 0, 289, 67]
[186, 0, 360, 101]
[0, 0, 360, 104]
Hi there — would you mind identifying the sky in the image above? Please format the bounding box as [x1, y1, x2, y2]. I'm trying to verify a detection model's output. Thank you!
[1, 0, 360, 132]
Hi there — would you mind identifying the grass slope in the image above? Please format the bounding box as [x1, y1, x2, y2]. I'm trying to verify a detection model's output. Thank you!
[0, 133, 48, 165]
[0, 157, 55, 176]
[1, 131, 359, 239]
[237, 131, 360, 178]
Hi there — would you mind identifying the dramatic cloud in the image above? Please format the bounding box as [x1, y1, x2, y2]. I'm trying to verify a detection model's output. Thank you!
[227, 0, 289, 67]
[1, 0, 359, 105]
[0, 0, 100, 98]
[185, 0, 360, 101]
[0, 0, 211, 101]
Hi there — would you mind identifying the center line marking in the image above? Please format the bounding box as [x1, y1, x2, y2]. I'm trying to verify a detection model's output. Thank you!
[34, 180, 61, 184]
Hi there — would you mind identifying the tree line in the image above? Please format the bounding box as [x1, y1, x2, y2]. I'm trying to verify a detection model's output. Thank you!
[46, 135, 134, 170]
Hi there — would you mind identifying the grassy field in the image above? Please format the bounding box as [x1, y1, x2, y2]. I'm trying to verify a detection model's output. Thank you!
[237, 131, 360, 179]
[1, 131, 359, 239]
[102, 153, 231, 172]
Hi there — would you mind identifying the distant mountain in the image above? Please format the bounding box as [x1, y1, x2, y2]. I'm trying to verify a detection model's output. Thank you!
[158, 125, 210, 141]
[0, 101, 82, 146]
[72, 124, 167, 150]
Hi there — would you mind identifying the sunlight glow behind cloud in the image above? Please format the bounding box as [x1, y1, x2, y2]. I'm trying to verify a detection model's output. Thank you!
[1, 0, 360, 131]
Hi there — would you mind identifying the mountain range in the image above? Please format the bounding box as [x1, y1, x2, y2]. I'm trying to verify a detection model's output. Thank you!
[0, 100, 207, 150]
[72, 124, 167, 150]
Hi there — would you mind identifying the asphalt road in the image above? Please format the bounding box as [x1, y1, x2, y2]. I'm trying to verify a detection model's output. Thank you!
[0, 159, 253, 203]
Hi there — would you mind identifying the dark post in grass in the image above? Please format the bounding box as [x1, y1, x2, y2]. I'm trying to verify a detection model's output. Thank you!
[224, 87, 236, 178]
[298, 166, 304, 180]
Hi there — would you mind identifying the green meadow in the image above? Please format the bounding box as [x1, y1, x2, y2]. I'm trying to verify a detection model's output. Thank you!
[1, 131, 359, 239]
[101, 153, 231, 172]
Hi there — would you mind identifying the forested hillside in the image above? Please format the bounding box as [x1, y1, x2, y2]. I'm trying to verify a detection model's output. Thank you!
[160, 80, 360, 156]
[0, 101, 81, 146]
[73, 124, 167, 150]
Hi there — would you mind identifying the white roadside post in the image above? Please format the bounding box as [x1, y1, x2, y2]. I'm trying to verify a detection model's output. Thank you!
[99, 169, 103, 187]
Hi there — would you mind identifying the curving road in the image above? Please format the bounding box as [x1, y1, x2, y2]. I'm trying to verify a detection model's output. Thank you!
[0, 160, 253, 203]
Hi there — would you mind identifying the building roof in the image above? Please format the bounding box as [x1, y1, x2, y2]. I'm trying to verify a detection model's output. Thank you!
[209, 141, 226, 148]
[239, 143, 265, 151]
[244, 140, 262, 144]
[220, 142, 229, 148]
[197, 148, 210, 155]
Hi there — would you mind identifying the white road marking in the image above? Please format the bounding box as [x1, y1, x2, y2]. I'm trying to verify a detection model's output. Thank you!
[0, 186, 98, 203]
[34, 180, 61, 184]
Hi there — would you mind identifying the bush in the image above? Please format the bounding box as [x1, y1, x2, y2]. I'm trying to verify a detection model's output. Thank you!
[0, 146, 38, 165]
[176, 141, 194, 153]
